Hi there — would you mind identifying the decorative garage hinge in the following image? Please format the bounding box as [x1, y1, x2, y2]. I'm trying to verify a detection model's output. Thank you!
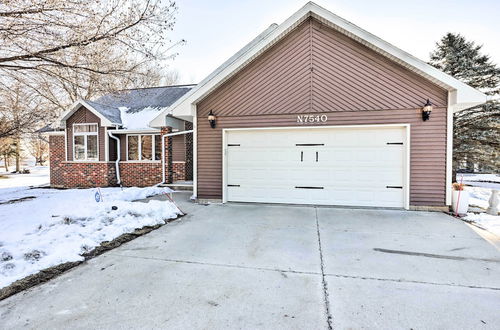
[227, 184, 240, 187]
[386, 142, 404, 145]
[227, 144, 240, 146]
[386, 186, 403, 189]
[295, 186, 324, 189]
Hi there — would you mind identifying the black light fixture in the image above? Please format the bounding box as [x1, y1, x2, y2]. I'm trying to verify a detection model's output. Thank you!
[422, 99, 433, 121]
[208, 110, 216, 128]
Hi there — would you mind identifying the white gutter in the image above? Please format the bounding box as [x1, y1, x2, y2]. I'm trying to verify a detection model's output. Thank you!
[107, 131, 121, 185]
[161, 130, 194, 184]
[108, 129, 160, 134]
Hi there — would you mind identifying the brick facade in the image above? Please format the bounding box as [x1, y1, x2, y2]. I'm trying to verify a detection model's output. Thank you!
[185, 122, 194, 181]
[50, 135, 118, 187]
[161, 126, 173, 184]
[119, 162, 162, 187]
[172, 162, 187, 181]
[49, 115, 193, 188]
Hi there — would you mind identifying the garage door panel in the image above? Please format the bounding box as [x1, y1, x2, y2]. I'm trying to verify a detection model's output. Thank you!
[226, 127, 406, 208]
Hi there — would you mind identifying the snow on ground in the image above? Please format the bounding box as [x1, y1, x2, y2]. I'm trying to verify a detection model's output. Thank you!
[0, 165, 49, 189]
[464, 213, 500, 237]
[466, 186, 491, 209]
[458, 173, 500, 238]
[0, 186, 181, 289]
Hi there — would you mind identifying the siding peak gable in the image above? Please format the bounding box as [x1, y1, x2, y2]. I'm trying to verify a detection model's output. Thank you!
[149, 1, 486, 125]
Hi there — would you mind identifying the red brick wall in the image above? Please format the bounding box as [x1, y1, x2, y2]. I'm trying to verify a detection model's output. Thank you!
[49, 125, 191, 188]
[119, 162, 162, 187]
[173, 162, 186, 181]
[185, 122, 193, 181]
[50, 135, 117, 187]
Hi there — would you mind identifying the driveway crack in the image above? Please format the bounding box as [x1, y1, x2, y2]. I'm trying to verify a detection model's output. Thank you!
[315, 207, 333, 330]
[324, 273, 500, 291]
[108, 253, 321, 276]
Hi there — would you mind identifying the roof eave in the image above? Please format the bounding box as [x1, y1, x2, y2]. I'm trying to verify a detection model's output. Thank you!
[57, 100, 115, 128]
[154, 1, 487, 120]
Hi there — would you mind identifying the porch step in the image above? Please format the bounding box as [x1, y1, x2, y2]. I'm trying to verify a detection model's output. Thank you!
[160, 181, 193, 191]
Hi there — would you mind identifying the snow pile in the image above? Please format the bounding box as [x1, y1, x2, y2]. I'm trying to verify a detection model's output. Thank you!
[459, 176, 499, 238]
[119, 106, 166, 130]
[464, 213, 500, 237]
[466, 186, 491, 209]
[0, 186, 180, 288]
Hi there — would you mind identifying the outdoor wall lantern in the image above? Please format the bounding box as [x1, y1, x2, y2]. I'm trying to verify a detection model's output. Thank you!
[208, 110, 217, 128]
[422, 99, 433, 121]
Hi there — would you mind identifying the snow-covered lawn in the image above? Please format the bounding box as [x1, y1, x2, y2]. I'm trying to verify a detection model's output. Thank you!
[0, 186, 181, 289]
[458, 173, 500, 237]
[0, 165, 49, 189]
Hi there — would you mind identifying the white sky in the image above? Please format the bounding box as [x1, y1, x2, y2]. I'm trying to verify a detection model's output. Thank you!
[167, 0, 500, 85]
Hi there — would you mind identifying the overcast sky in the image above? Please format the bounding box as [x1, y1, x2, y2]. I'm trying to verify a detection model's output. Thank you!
[167, 0, 500, 84]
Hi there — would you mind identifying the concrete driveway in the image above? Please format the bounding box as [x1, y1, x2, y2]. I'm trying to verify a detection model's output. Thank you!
[1, 192, 499, 329]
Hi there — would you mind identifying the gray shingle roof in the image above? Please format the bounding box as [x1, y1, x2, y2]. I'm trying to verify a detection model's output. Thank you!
[84, 100, 122, 125]
[85, 84, 195, 128]
[95, 85, 195, 112]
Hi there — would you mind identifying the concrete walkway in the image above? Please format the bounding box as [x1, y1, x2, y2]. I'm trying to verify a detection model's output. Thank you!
[1, 192, 499, 329]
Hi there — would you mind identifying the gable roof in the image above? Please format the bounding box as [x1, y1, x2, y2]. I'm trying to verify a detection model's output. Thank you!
[95, 85, 195, 112]
[58, 85, 195, 129]
[150, 1, 487, 125]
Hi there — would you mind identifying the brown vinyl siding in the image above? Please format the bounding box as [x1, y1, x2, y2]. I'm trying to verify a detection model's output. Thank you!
[66, 106, 105, 162]
[119, 135, 127, 161]
[196, 18, 448, 206]
[172, 134, 186, 162]
[109, 135, 117, 161]
[198, 19, 447, 117]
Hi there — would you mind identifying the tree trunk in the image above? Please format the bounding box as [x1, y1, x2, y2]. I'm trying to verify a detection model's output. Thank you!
[15, 138, 21, 172]
[3, 155, 8, 172]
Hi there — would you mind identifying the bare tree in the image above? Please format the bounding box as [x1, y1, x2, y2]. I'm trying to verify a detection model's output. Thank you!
[0, 137, 16, 172]
[0, 84, 46, 139]
[0, 0, 183, 137]
[28, 135, 49, 165]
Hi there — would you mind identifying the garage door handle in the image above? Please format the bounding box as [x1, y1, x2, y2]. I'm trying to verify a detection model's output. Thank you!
[296, 143, 324, 146]
[300, 151, 303, 162]
[386, 186, 403, 189]
[316, 151, 318, 162]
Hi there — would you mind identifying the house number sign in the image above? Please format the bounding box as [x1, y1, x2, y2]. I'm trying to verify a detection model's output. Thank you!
[297, 114, 328, 124]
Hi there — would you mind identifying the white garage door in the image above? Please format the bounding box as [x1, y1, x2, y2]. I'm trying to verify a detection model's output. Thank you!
[225, 126, 407, 208]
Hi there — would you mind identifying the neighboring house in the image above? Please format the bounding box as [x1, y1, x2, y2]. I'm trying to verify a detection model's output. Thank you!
[46, 85, 195, 187]
[47, 2, 486, 210]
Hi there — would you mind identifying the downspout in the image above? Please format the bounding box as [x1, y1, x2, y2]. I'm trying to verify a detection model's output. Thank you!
[108, 131, 121, 186]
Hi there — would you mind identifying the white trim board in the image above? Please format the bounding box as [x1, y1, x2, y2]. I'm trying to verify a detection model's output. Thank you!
[58, 100, 120, 128]
[150, 2, 486, 125]
[221, 123, 411, 210]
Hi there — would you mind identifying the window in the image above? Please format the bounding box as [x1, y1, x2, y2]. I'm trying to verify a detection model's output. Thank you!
[127, 134, 161, 161]
[73, 124, 98, 161]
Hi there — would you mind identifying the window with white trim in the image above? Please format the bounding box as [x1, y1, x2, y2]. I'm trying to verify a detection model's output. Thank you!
[73, 124, 98, 161]
[127, 134, 161, 161]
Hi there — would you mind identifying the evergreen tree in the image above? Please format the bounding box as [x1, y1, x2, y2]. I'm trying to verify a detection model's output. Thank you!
[429, 33, 500, 177]
[430, 33, 500, 95]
